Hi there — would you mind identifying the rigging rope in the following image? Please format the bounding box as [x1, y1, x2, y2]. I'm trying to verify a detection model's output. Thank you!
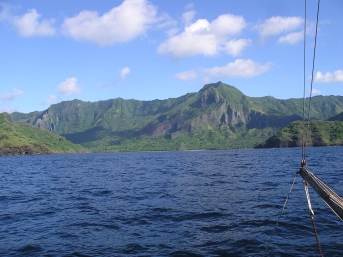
[264, 0, 323, 255]
[301, 0, 323, 256]
[303, 180, 323, 257]
[264, 1, 322, 255]
[303, 0, 321, 162]
[301, 0, 307, 162]
[263, 174, 298, 257]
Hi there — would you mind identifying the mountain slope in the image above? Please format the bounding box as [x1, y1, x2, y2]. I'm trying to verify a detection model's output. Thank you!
[11, 82, 343, 151]
[0, 112, 88, 155]
[256, 112, 343, 148]
[328, 112, 343, 121]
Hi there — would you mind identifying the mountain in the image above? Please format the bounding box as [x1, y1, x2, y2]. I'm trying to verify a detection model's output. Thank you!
[256, 112, 343, 148]
[0, 112, 88, 156]
[11, 82, 343, 152]
[328, 112, 343, 121]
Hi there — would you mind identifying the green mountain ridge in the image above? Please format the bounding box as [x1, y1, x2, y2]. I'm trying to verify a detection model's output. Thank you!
[0, 112, 88, 156]
[11, 82, 343, 152]
[256, 120, 343, 148]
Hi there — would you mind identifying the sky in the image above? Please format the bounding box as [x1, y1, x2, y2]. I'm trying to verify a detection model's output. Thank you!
[0, 0, 342, 114]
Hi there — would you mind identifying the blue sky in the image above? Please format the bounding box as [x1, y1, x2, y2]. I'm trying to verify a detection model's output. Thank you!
[0, 0, 342, 113]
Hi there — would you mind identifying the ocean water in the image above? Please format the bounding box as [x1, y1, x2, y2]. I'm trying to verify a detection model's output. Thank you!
[1, 147, 343, 256]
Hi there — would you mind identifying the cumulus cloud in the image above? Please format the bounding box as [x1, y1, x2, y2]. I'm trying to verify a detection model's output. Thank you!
[120, 67, 131, 79]
[12, 9, 56, 37]
[223, 39, 251, 56]
[311, 88, 321, 95]
[166, 27, 179, 37]
[278, 30, 303, 44]
[254, 16, 303, 41]
[56, 78, 81, 96]
[204, 59, 271, 78]
[314, 70, 343, 83]
[61, 0, 159, 46]
[157, 14, 247, 59]
[182, 10, 196, 26]
[0, 88, 24, 101]
[97, 67, 131, 88]
[0, 4, 56, 37]
[42, 94, 58, 105]
[175, 70, 199, 81]
[113, 67, 131, 84]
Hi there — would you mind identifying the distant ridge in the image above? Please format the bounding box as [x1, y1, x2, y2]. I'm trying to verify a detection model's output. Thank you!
[11, 82, 343, 152]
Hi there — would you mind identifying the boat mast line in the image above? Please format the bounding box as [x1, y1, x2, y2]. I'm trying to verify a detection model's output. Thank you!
[302, 0, 321, 164]
[302, 179, 323, 257]
[262, 173, 298, 257]
[301, 0, 307, 163]
[300, 0, 324, 256]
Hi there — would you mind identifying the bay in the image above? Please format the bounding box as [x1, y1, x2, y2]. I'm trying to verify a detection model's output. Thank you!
[0, 147, 342, 256]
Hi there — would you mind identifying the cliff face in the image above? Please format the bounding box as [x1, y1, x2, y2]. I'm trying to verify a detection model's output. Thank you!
[11, 82, 343, 150]
[141, 100, 300, 138]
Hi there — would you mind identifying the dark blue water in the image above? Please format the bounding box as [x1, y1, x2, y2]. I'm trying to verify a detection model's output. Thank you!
[1, 147, 343, 256]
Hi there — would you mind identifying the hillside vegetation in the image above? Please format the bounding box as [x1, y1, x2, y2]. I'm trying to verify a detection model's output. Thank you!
[11, 82, 343, 152]
[0, 112, 88, 156]
[256, 119, 343, 148]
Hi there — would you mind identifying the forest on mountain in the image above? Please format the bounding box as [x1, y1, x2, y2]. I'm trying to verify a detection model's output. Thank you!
[0, 112, 87, 156]
[4, 82, 343, 154]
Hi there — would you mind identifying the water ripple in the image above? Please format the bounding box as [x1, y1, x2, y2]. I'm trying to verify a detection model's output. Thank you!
[0, 148, 342, 256]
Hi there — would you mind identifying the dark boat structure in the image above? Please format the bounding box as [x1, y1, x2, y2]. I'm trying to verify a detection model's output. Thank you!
[299, 165, 343, 221]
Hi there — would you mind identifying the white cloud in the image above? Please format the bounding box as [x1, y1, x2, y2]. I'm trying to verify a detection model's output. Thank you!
[0, 3, 12, 21]
[204, 59, 271, 78]
[157, 14, 247, 59]
[182, 10, 196, 26]
[166, 27, 179, 37]
[120, 67, 131, 79]
[56, 78, 81, 96]
[254, 16, 303, 40]
[62, 0, 159, 46]
[0, 88, 24, 101]
[314, 70, 343, 83]
[98, 67, 131, 88]
[311, 88, 321, 95]
[0, 4, 56, 37]
[278, 30, 303, 44]
[42, 94, 58, 105]
[155, 12, 177, 29]
[12, 9, 56, 37]
[175, 70, 198, 81]
[223, 39, 251, 56]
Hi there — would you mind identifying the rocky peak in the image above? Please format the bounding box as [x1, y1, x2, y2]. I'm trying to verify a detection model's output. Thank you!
[201, 89, 220, 107]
